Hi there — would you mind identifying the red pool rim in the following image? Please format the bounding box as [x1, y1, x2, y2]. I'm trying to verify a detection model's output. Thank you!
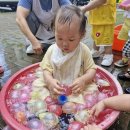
[0, 63, 123, 130]
[95, 66, 123, 129]
[0, 63, 39, 130]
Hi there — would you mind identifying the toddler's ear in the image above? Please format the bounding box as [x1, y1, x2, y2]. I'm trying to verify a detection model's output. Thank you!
[81, 30, 86, 39]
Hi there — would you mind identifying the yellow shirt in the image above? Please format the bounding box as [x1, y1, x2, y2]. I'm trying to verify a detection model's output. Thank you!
[88, 0, 116, 25]
[40, 43, 97, 105]
[40, 43, 96, 78]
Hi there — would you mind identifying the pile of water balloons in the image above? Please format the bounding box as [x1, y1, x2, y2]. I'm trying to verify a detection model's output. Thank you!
[5, 67, 115, 130]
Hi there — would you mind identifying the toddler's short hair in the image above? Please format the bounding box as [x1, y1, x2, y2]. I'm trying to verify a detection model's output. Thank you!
[55, 5, 87, 34]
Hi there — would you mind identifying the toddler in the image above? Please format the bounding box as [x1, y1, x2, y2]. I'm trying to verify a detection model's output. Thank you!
[40, 5, 97, 96]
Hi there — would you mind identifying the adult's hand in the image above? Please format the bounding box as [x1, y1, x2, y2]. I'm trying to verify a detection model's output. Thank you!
[90, 100, 105, 117]
[32, 40, 43, 55]
[80, 0, 107, 13]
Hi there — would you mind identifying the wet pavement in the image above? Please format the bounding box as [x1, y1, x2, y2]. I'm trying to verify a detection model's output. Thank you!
[0, 11, 130, 130]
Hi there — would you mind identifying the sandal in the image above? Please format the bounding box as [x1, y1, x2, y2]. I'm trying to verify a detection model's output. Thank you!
[0, 66, 4, 74]
[118, 69, 130, 81]
[114, 58, 129, 68]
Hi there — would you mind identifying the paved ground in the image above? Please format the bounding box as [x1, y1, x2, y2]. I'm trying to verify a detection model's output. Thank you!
[0, 11, 130, 130]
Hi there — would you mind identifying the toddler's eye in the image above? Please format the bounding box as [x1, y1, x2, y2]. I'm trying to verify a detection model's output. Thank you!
[58, 38, 62, 41]
[69, 39, 75, 42]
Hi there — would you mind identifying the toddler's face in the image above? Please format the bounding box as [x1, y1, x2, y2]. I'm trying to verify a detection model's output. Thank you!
[55, 16, 83, 53]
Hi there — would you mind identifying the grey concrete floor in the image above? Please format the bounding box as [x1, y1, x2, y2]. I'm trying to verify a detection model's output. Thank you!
[0, 11, 130, 130]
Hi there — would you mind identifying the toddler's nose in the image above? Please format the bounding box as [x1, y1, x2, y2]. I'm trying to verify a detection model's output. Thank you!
[63, 41, 68, 47]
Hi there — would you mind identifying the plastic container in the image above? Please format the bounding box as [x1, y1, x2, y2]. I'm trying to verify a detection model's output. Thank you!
[112, 24, 126, 51]
[0, 63, 123, 130]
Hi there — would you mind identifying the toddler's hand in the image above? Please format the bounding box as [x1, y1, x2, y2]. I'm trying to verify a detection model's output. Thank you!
[48, 79, 64, 95]
[70, 77, 85, 94]
[90, 101, 105, 117]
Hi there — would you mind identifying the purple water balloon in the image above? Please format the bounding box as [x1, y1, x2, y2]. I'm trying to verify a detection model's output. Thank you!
[20, 85, 32, 93]
[19, 92, 30, 103]
[28, 119, 46, 130]
[2, 125, 13, 130]
[10, 90, 20, 99]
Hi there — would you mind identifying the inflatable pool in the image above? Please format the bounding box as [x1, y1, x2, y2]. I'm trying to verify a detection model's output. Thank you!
[0, 63, 123, 130]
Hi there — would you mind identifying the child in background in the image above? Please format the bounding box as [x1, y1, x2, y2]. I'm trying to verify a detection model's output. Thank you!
[40, 5, 96, 96]
[114, 0, 130, 68]
[82, 0, 116, 67]
[114, 0, 130, 84]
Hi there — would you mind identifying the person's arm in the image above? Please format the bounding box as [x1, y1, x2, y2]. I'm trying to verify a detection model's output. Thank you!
[70, 44, 96, 94]
[43, 70, 64, 95]
[79, 68, 96, 85]
[16, 6, 42, 54]
[91, 94, 130, 117]
[81, 0, 107, 13]
[40, 46, 64, 94]
[70, 68, 96, 94]
[80, 43, 97, 85]
[103, 94, 130, 111]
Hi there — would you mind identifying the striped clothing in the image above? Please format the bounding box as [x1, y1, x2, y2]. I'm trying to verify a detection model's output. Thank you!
[123, 40, 130, 58]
